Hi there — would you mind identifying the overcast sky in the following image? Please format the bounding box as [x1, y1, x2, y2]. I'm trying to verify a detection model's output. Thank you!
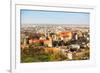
[21, 9, 89, 25]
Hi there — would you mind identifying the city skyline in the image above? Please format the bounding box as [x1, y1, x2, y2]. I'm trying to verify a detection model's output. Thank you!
[21, 9, 90, 25]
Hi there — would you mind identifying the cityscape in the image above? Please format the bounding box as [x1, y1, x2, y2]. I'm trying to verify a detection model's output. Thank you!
[21, 24, 90, 62]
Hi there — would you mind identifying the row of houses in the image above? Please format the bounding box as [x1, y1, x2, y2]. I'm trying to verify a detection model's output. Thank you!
[21, 30, 89, 48]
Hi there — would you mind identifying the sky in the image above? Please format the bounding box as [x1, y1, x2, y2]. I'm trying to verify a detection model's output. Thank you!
[21, 9, 89, 25]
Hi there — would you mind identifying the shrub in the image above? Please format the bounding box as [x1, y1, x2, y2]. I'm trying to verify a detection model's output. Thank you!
[21, 45, 68, 62]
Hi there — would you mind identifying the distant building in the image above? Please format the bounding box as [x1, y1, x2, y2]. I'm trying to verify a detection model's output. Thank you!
[59, 32, 72, 41]
[44, 40, 52, 47]
[44, 37, 53, 47]
[72, 32, 78, 40]
[67, 52, 73, 60]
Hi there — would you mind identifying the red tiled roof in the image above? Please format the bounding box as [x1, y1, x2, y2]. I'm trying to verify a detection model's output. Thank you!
[59, 32, 72, 38]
